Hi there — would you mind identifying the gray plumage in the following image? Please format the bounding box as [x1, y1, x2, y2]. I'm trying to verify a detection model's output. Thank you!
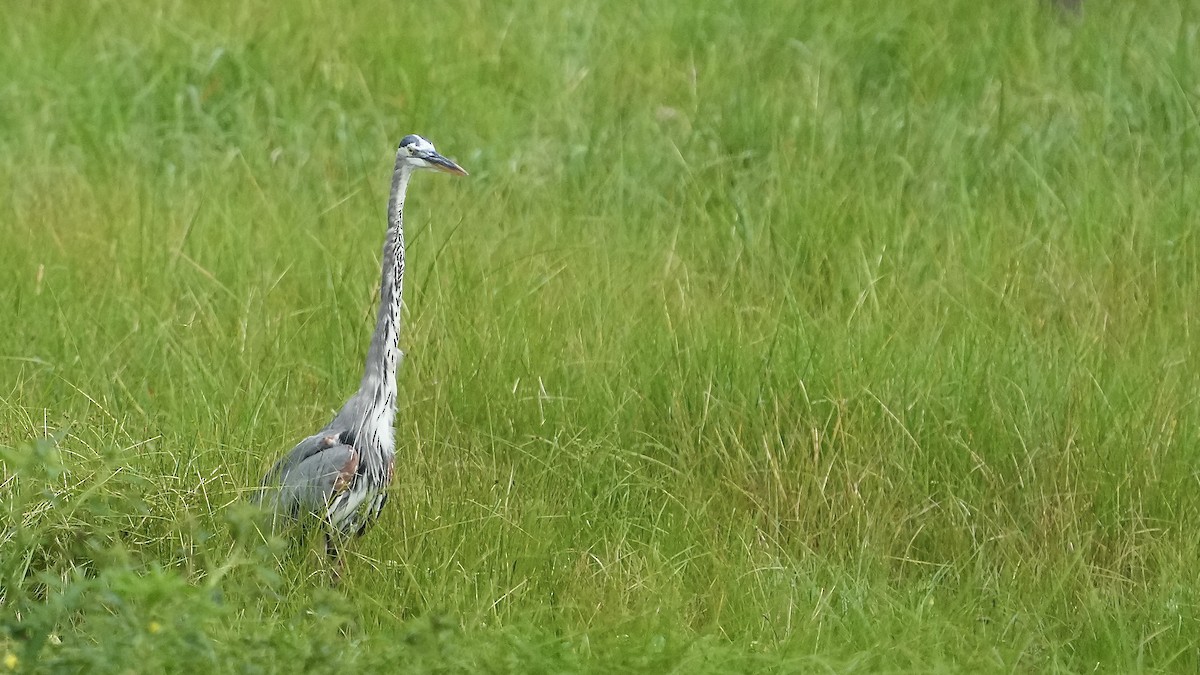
[256, 135, 468, 570]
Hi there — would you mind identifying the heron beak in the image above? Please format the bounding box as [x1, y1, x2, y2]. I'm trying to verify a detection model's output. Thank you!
[426, 152, 469, 176]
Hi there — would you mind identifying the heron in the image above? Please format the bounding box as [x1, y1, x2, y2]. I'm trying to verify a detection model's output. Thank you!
[255, 134, 468, 579]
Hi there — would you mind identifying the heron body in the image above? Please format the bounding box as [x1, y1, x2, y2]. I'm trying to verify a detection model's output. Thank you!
[257, 135, 467, 570]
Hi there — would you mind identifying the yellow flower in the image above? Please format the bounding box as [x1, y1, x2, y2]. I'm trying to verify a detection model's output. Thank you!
[148, 621, 162, 634]
[3, 652, 18, 671]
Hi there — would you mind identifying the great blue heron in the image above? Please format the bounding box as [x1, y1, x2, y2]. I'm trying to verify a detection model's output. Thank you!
[256, 135, 467, 578]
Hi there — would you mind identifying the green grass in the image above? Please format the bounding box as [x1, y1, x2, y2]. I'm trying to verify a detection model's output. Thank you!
[3, 0, 1200, 671]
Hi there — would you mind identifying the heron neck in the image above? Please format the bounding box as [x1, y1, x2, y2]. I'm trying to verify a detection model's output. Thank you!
[358, 163, 411, 406]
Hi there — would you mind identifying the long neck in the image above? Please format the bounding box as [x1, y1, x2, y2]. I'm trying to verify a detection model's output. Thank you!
[358, 162, 411, 402]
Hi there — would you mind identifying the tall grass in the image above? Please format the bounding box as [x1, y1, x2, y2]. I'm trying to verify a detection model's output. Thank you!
[3, 0, 1199, 671]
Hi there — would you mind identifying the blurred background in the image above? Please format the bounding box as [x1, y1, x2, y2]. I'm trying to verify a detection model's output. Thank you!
[2, 1, 1199, 671]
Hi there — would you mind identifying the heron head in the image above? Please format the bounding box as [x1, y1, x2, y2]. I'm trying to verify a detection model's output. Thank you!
[397, 134, 468, 176]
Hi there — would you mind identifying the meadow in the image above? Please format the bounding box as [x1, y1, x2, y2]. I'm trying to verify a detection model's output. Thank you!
[2, 0, 1199, 671]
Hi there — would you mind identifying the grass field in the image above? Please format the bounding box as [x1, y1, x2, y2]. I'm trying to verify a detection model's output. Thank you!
[3, 0, 1200, 671]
